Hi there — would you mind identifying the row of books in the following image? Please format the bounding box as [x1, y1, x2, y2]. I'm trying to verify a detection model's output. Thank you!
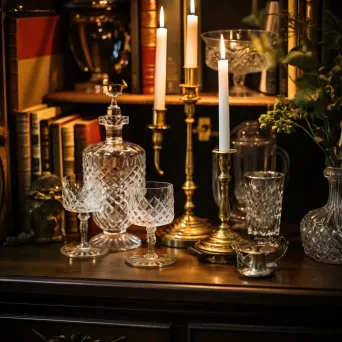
[13, 105, 101, 234]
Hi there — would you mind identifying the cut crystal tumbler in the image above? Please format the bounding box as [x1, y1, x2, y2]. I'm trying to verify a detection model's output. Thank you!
[244, 171, 284, 241]
[83, 83, 146, 252]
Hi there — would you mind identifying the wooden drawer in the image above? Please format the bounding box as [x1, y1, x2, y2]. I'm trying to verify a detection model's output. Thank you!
[0, 316, 171, 342]
[189, 323, 342, 342]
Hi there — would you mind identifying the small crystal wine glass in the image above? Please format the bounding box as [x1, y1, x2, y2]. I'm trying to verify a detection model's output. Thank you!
[61, 174, 109, 259]
[125, 181, 175, 268]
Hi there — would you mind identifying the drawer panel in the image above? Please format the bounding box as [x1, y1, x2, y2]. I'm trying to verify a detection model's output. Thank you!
[0, 316, 171, 342]
[189, 323, 342, 342]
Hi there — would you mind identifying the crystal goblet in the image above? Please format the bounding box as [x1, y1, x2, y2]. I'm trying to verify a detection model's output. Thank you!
[61, 174, 108, 259]
[201, 29, 278, 96]
[125, 181, 175, 268]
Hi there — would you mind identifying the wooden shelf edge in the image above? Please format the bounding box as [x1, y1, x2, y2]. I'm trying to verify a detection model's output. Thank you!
[44, 91, 276, 107]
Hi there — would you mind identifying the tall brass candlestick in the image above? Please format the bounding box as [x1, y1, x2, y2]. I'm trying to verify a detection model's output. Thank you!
[158, 68, 214, 248]
[194, 149, 243, 258]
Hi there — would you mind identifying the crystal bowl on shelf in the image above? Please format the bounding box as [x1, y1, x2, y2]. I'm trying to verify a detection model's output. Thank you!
[201, 29, 278, 96]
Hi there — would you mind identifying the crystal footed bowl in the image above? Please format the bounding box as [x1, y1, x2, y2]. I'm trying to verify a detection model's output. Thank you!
[201, 29, 278, 96]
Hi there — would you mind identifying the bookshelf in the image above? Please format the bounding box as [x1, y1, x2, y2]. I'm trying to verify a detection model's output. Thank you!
[44, 91, 276, 107]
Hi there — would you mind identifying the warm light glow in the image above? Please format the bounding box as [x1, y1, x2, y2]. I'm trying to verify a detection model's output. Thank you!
[190, 0, 195, 14]
[220, 34, 225, 59]
[160, 6, 164, 28]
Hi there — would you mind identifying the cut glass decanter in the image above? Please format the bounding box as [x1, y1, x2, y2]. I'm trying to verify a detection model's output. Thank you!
[83, 82, 146, 251]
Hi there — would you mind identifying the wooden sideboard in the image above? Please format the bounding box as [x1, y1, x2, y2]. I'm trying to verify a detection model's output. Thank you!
[0, 227, 342, 341]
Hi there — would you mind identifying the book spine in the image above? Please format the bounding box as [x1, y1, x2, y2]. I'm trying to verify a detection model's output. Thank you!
[15, 112, 31, 232]
[288, 0, 298, 98]
[279, 0, 288, 96]
[51, 125, 62, 177]
[158, 0, 182, 94]
[5, 17, 19, 110]
[74, 124, 87, 175]
[40, 120, 51, 173]
[131, 0, 141, 94]
[30, 113, 41, 180]
[62, 126, 79, 240]
[140, 0, 157, 94]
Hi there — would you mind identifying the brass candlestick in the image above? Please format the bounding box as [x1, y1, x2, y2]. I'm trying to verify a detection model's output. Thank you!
[147, 109, 169, 175]
[194, 149, 243, 258]
[158, 68, 214, 248]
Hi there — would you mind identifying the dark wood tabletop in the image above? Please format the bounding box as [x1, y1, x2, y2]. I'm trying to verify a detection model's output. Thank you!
[1, 224, 342, 308]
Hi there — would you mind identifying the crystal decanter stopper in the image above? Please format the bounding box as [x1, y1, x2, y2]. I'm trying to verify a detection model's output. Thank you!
[83, 81, 146, 251]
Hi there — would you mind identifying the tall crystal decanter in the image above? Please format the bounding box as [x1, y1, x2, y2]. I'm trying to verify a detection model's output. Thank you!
[83, 82, 146, 251]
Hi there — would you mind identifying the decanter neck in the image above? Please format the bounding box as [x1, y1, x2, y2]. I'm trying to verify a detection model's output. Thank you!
[105, 125, 123, 144]
[325, 168, 342, 208]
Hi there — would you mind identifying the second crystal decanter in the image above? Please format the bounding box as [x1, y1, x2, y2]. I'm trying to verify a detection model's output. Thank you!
[83, 82, 146, 251]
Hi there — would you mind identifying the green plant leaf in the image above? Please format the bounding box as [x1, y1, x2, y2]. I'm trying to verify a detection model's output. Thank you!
[294, 88, 321, 106]
[334, 54, 342, 66]
[296, 73, 319, 91]
[282, 51, 318, 71]
[242, 8, 266, 27]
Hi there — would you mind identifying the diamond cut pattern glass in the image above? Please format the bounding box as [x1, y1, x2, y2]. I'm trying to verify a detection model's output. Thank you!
[61, 174, 108, 259]
[125, 182, 175, 268]
[244, 171, 284, 240]
[301, 167, 342, 264]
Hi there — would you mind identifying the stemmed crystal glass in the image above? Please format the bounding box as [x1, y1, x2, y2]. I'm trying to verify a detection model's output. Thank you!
[125, 181, 175, 268]
[61, 174, 108, 259]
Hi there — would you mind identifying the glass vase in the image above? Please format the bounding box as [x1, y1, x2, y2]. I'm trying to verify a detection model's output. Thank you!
[300, 167, 342, 264]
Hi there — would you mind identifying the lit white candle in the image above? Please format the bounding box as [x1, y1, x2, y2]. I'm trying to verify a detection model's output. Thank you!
[218, 34, 230, 152]
[153, 6, 167, 110]
[184, 0, 198, 68]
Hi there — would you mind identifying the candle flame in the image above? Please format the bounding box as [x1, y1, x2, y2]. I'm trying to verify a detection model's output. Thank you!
[190, 0, 195, 14]
[220, 34, 225, 59]
[160, 6, 164, 28]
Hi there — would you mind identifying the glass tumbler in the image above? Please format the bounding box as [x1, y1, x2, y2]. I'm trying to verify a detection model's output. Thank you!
[244, 171, 285, 241]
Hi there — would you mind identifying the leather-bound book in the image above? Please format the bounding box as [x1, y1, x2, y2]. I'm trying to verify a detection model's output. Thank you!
[30, 106, 61, 180]
[159, 0, 182, 94]
[74, 118, 102, 237]
[140, 0, 157, 94]
[74, 118, 101, 175]
[62, 118, 82, 243]
[131, 0, 141, 94]
[13, 104, 47, 233]
[50, 114, 81, 178]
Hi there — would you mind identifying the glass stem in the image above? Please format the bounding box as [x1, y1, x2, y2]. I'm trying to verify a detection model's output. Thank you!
[78, 213, 90, 248]
[233, 74, 246, 87]
[145, 226, 157, 260]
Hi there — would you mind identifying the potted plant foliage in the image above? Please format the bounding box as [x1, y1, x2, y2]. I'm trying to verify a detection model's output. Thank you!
[245, 8, 342, 263]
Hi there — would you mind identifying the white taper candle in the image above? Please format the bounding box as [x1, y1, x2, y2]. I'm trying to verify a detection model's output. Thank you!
[184, 0, 198, 68]
[153, 6, 167, 110]
[218, 34, 230, 152]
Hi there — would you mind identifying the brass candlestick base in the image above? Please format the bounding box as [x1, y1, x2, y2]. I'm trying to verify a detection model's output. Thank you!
[194, 149, 244, 258]
[158, 215, 214, 248]
[158, 67, 214, 248]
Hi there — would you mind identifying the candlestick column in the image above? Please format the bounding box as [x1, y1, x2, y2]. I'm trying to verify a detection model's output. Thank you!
[157, 68, 215, 248]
